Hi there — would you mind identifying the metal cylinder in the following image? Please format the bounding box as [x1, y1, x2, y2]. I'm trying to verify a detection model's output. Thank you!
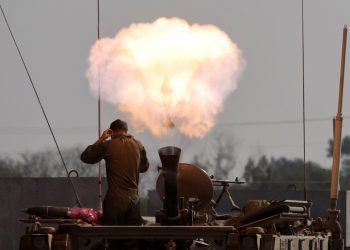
[158, 146, 181, 220]
[330, 25, 347, 204]
[25, 206, 70, 218]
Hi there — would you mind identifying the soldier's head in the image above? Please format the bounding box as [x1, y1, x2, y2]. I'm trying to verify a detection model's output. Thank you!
[110, 119, 128, 134]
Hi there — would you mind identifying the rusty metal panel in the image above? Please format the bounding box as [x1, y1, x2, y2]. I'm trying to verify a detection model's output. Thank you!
[227, 233, 240, 250]
[52, 234, 71, 250]
[19, 234, 53, 250]
[237, 234, 327, 250]
[298, 238, 309, 250]
[288, 238, 298, 250]
[240, 234, 261, 250]
[280, 237, 288, 250]
[62, 224, 235, 250]
[261, 234, 279, 250]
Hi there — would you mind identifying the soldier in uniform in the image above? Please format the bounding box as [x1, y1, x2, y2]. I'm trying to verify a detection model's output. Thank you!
[81, 119, 149, 249]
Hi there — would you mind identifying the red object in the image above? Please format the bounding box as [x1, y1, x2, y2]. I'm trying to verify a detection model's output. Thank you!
[69, 207, 102, 224]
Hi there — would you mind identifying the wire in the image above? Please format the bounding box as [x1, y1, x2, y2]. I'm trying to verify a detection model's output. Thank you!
[217, 115, 350, 127]
[0, 115, 349, 135]
[0, 4, 83, 207]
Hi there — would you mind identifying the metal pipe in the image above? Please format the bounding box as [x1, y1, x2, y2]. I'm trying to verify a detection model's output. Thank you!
[158, 146, 181, 221]
[327, 26, 347, 245]
[330, 25, 347, 206]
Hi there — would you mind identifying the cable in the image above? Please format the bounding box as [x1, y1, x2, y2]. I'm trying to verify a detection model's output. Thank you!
[1, 115, 350, 135]
[0, 4, 83, 207]
[217, 115, 350, 127]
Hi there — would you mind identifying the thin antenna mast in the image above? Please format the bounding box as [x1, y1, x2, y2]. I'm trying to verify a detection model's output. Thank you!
[301, 0, 307, 201]
[97, 0, 103, 211]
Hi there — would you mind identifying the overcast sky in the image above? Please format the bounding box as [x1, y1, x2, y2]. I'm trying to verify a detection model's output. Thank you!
[1, 0, 350, 177]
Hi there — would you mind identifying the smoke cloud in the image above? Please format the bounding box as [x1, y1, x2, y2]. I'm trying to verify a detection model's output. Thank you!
[86, 17, 245, 138]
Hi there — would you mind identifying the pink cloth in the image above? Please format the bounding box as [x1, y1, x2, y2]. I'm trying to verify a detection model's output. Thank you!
[68, 207, 103, 224]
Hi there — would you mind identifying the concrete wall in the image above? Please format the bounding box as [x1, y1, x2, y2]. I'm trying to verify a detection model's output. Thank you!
[0, 178, 107, 250]
[0, 178, 348, 250]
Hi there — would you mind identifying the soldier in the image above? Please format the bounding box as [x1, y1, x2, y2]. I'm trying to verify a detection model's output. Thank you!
[81, 119, 149, 249]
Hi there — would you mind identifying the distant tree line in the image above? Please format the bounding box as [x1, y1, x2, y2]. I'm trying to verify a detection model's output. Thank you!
[242, 135, 350, 190]
[193, 134, 350, 191]
[0, 146, 102, 177]
[2, 135, 350, 191]
[242, 156, 331, 191]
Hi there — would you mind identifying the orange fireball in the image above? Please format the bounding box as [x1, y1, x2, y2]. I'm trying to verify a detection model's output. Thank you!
[87, 17, 245, 138]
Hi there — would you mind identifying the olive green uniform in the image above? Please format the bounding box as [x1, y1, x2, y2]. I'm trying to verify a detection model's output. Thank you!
[80, 134, 149, 226]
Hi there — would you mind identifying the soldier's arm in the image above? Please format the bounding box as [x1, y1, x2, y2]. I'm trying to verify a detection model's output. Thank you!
[81, 129, 111, 164]
[80, 144, 105, 164]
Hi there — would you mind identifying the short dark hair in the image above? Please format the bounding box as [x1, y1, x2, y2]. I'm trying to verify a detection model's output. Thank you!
[110, 119, 128, 132]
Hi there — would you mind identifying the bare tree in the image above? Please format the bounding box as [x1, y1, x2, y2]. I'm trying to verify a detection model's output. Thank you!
[192, 132, 236, 180]
[0, 146, 103, 177]
[0, 157, 22, 176]
[18, 150, 63, 177]
[61, 146, 105, 177]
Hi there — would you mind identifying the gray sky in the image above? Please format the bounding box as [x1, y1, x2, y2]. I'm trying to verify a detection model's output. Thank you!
[1, 0, 350, 177]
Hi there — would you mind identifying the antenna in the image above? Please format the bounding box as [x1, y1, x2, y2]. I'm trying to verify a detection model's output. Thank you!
[97, 0, 103, 211]
[301, 0, 307, 201]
